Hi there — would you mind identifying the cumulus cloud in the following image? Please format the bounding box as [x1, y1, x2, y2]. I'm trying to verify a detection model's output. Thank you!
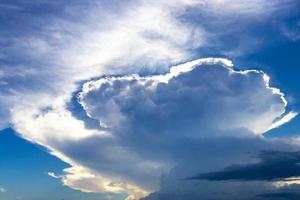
[0, 1, 300, 200]
[79, 58, 289, 135]
[11, 58, 299, 199]
[74, 58, 298, 199]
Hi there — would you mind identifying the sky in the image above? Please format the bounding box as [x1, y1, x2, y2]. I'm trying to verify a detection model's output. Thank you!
[1, 0, 300, 200]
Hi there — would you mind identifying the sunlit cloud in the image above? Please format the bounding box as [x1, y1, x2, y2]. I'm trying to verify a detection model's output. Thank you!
[0, 1, 300, 200]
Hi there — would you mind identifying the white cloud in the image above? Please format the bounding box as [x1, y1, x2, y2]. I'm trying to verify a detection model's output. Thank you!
[0, 1, 299, 200]
[61, 166, 149, 200]
[10, 58, 297, 200]
[48, 172, 60, 179]
[0, 0, 297, 130]
[267, 111, 298, 131]
[79, 58, 288, 135]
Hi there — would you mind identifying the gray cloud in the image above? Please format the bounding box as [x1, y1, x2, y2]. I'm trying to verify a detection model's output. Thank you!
[190, 151, 300, 181]
[79, 59, 288, 136]
[69, 58, 298, 199]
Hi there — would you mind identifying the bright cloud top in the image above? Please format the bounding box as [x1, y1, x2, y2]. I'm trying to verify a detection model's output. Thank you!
[79, 58, 292, 136]
[6, 58, 300, 200]
[22, 58, 292, 200]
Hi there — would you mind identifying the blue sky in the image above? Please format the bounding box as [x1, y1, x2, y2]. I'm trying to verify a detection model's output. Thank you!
[1, 1, 300, 200]
[0, 128, 126, 200]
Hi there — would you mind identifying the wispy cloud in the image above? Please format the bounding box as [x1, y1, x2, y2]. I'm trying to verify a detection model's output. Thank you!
[0, 3, 23, 11]
[267, 111, 298, 132]
[47, 172, 60, 179]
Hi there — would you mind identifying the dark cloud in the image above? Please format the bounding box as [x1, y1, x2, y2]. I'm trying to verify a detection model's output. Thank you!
[141, 150, 300, 200]
[189, 151, 300, 181]
[143, 190, 300, 200]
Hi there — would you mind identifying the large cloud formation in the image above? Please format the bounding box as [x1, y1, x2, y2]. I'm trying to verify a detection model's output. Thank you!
[5, 58, 300, 199]
[13, 58, 299, 199]
[79, 58, 289, 135]
[1, 0, 299, 129]
[1, 1, 300, 200]
[74, 58, 298, 199]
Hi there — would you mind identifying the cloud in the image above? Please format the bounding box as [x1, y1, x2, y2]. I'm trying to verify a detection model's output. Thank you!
[60, 166, 149, 200]
[0, 1, 300, 200]
[79, 58, 288, 135]
[0, 0, 201, 131]
[267, 112, 298, 131]
[142, 182, 300, 200]
[11, 58, 293, 200]
[48, 172, 60, 179]
[140, 149, 300, 200]
[189, 151, 300, 181]
[5, 57, 300, 200]
[0, 3, 22, 11]
[0, 0, 298, 130]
